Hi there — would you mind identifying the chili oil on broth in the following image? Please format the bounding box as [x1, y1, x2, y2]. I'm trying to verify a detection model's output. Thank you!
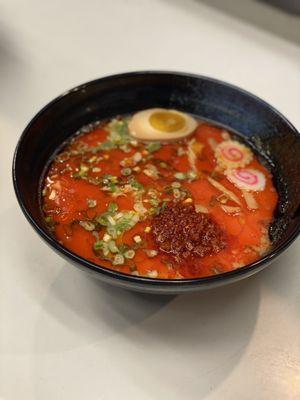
[42, 109, 278, 279]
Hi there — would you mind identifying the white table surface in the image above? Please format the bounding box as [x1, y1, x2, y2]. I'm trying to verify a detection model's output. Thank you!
[1, 1, 300, 399]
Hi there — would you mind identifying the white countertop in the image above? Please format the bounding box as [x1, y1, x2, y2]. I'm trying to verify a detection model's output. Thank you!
[1, 1, 300, 399]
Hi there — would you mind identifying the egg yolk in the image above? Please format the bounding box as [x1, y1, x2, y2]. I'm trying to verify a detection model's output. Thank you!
[149, 111, 185, 133]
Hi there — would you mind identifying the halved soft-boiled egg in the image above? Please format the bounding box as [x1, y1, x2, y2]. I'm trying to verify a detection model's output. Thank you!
[128, 108, 197, 141]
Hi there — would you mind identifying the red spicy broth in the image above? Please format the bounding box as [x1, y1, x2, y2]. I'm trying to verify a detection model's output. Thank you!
[42, 113, 278, 279]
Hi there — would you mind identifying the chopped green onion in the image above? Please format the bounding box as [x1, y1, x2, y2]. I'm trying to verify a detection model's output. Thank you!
[108, 202, 118, 213]
[108, 240, 119, 253]
[160, 201, 168, 212]
[173, 188, 181, 199]
[129, 178, 144, 190]
[98, 141, 115, 151]
[72, 164, 90, 179]
[147, 270, 158, 278]
[88, 156, 97, 163]
[103, 244, 110, 257]
[130, 139, 138, 147]
[133, 202, 147, 215]
[143, 164, 159, 179]
[120, 144, 131, 153]
[114, 212, 124, 220]
[144, 249, 158, 258]
[92, 167, 101, 173]
[148, 207, 158, 216]
[87, 199, 97, 208]
[124, 249, 135, 259]
[80, 164, 89, 173]
[94, 240, 105, 251]
[132, 152, 142, 163]
[103, 174, 118, 184]
[107, 215, 116, 225]
[148, 188, 158, 198]
[187, 170, 198, 180]
[146, 142, 161, 153]
[103, 233, 112, 242]
[108, 183, 118, 193]
[174, 172, 186, 180]
[177, 147, 186, 156]
[121, 167, 132, 176]
[87, 177, 101, 185]
[106, 118, 131, 150]
[79, 221, 95, 231]
[113, 254, 125, 265]
[96, 213, 110, 226]
[133, 235, 142, 243]
[106, 211, 140, 239]
[149, 198, 159, 207]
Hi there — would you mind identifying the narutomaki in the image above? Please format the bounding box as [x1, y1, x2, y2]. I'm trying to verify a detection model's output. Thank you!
[42, 110, 278, 279]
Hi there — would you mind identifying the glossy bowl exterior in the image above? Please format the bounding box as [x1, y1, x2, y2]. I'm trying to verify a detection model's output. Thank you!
[13, 72, 300, 294]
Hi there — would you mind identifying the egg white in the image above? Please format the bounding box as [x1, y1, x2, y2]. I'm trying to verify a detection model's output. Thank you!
[128, 108, 198, 141]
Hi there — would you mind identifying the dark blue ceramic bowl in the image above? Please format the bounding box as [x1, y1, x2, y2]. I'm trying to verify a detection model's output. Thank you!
[13, 72, 300, 294]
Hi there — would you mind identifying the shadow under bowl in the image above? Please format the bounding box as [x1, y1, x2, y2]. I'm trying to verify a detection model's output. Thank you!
[13, 71, 300, 294]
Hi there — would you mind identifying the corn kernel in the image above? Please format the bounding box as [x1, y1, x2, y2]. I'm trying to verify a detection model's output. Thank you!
[147, 270, 158, 278]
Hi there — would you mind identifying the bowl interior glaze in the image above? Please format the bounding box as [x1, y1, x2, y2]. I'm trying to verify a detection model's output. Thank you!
[13, 72, 300, 293]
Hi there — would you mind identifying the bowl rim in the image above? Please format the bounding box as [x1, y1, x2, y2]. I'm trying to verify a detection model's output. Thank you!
[12, 70, 300, 288]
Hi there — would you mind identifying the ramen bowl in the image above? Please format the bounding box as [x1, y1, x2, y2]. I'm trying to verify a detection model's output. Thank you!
[13, 72, 300, 294]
